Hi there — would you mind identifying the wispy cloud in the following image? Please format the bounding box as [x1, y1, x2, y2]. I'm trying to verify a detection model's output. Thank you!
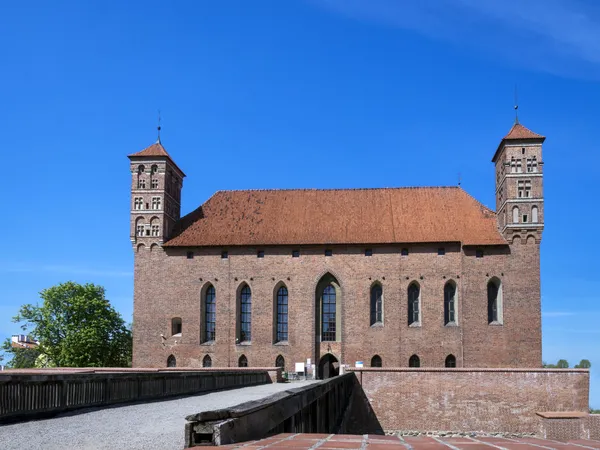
[0, 262, 132, 278]
[309, 0, 600, 78]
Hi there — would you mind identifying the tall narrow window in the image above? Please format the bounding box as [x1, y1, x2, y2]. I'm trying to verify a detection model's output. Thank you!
[510, 157, 516, 173]
[171, 317, 182, 336]
[275, 355, 285, 370]
[525, 180, 531, 198]
[409, 354, 420, 367]
[513, 206, 519, 223]
[276, 286, 288, 342]
[151, 225, 159, 236]
[444, 281, 456, 325]
[136, 224, 145, 237]
[202, 355, 212, 367]
[204, 285, 216, 342]
[532, 206, 539, 223]
[408, 283, 420, 325]
[516, 159, 522, 173]
[445, 354, 456, 368]
[134, 197, 143, 210]
[238, 354, 248, 367]
[371, 355, 382, 367]
[517, 181, 525, 198]
[487, 279, 501, 324]
[532, 156, 538, 172]
[137, 178, 146, 189]
[152, 197, 162, 210]
[239, 285, 252, 342]
[322, 285, 337, 341]
[167, 354, 176, 367]
[370, 284, 383, 325]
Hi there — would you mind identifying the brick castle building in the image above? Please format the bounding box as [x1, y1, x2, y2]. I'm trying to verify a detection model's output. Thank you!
[129, 120, 545, 377]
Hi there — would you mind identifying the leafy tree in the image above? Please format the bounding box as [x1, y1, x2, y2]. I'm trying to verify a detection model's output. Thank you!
[575, 359, 591, 369]
[556, 359, 569, 368]
[542, 361, 556, 368]
[1, 339, 41, 368]
[12, 282, 132, 367]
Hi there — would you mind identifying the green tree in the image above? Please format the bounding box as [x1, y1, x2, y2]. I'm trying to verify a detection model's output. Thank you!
[575, 359, 591, 369]
[556, 359, 569, 368]
[12, 282, 132, 367]
[1, 339, 41, 368]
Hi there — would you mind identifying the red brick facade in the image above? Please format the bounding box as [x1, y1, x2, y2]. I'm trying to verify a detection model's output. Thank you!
[129, 123, 545, 372]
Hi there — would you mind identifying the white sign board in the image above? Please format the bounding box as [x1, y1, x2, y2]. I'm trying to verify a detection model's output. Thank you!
[306, 358, 311, 365]
[355, 361, 364, 368]
[295, 362, 305, 373]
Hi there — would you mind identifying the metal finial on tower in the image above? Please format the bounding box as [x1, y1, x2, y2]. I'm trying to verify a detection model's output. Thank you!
[157, 110, 162, 143]
[458, 172, 462, 187]
[514, 85, 519, 125]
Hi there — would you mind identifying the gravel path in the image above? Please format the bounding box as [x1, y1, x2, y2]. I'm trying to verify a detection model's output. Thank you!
[0, 380, 318, 450]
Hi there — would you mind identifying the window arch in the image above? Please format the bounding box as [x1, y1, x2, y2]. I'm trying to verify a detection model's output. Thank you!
[238, 354, 248, 367]
[275, 355, 285, 370]
[487, 278, 503, 324]
[202, 355, 212, 368]
[322, 285, 337, 341]
[370, 283, 383, 325]
[445, 354, 456, 368]
[171, 317, 182, 336]
[203, 284, 216, 343]
[275, 285, 288, 343]
[512, 206, 519, 223]
[408, 283, 420, 325]
[167, 354, 176, 367]
[371, 355, 382, 367]
[138, 165, 145, 174]
[532, 206, 539, 223]
[444, 281, 457, 325]
[238, 284, 252, 342]
[409, 354, 420, 368]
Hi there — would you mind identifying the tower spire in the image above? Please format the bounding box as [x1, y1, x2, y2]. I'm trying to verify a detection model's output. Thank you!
[514, 85, 519, 125]
[157, 110, 162, 144]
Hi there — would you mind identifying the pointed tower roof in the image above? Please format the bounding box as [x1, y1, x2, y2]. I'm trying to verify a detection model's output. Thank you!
[128, 141, 186, 176]
[492, 122, 545, 162]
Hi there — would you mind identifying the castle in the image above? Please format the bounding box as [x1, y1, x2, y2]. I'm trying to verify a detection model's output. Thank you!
[129, 120, 545, 377]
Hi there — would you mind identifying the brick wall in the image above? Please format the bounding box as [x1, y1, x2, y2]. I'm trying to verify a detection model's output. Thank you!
[589, 414, 600, 440]
[350, 368, 589, 434]
[132, 240, 541, 371]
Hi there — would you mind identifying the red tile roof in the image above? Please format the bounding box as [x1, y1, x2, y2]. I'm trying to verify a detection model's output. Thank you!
[128, 142, 186, 176]
[492, 122, 545, 162]
[164, 187, 506, 247]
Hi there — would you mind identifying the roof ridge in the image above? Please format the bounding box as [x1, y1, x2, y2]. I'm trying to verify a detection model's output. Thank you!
[212, 186, 462, 194]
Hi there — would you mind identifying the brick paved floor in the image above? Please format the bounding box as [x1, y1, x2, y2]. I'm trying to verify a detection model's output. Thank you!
[218, 433, 600, 450]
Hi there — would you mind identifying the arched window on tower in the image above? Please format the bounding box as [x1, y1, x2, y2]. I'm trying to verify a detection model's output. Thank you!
[532, 206, 539, 223]
[275, 355, 285, 370]
[238, 285, 252, 343]
[444, 281, 457, 325]
[370, 283, 383, 325]
[167, 354, 176, 367]
[275, 286, 288, 343]
[202, 355, 212, 368]
[238, 354, 248, 367]
[409, 354, 420, 367]
[371, 355, 382, 367]
[408, 283, 420, 326]
[487, 278, 503, 324]
[203, 285, 216, 343]
[513, 206, 519, 224]
[445, 354, 456, 368]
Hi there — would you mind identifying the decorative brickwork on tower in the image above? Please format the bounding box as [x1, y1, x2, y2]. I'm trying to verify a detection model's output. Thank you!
[130, 122, 545, 373]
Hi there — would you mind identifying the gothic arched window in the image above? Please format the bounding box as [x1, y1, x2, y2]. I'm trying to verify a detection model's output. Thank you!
[202, 355, 212, 368]
[239, 285, 252, 342]
[444, 281, 457, 325]
[408, 283, 420, 325]
[445, 354, 456, 368]
[167, 354, 176, 367]
[322, 285, 337, 341]
[370, 284, 383, 325]
[371, 355, 382, 367]
[409, 354, 420, 368]
[275, 355, 285, 370]
[203, 285, 216, 342]
[276, 286, 288, 342]
[238, 354, 248, 367]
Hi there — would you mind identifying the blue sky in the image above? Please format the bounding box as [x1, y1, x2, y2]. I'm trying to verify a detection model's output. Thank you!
[0, 0, 598, 406]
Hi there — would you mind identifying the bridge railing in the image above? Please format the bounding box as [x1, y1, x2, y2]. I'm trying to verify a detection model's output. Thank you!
[0, 367, 280, 423]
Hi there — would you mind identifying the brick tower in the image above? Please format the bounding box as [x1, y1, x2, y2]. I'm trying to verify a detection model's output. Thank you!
[128, 138, 185, 249]
[492, 120, 545, 243]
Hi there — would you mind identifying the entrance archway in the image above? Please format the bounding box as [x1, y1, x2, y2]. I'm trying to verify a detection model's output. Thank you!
[318, 353, 339, 379]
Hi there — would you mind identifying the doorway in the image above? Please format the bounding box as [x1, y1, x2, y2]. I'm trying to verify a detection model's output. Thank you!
[318, 353, 339, 379]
